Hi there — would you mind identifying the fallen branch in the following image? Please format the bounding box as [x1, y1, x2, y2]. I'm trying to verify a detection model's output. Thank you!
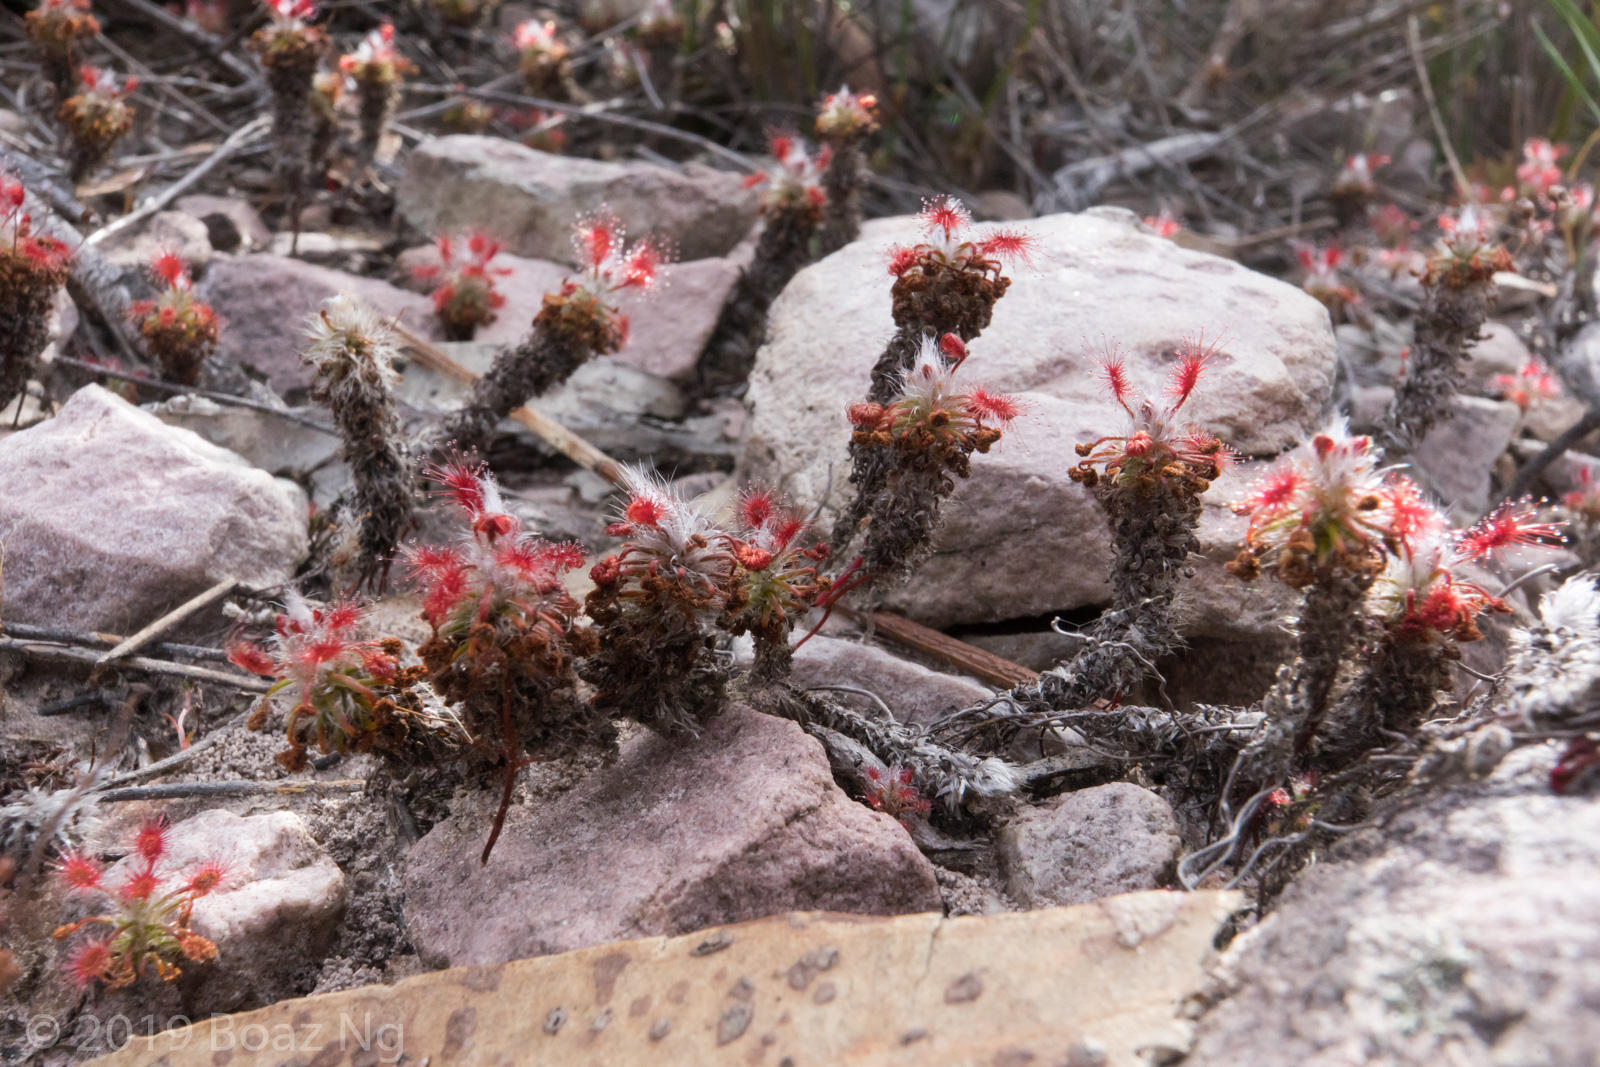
[863, 611, 1037, 690]
[95, 779, 365, 803]
[86, 115, 271, 248]
[95, 576, 238, 666]
[106, 0, 261, 86]
[93, 708, 253, 791]
[2, 620, 231, 662]
[55, 355, 338, 435]
[1502, 409, 1600, 503]
[393, 323, 627, 485]
[405, 84, 759, 174]
[1050, 130, 1229, 208]
[1407, 15, 1472, 200]
[0, 638, 271, 691]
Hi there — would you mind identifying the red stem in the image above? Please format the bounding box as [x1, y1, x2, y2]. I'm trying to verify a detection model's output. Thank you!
[480, 672, 519, 866]
[795, 556, 871, 648]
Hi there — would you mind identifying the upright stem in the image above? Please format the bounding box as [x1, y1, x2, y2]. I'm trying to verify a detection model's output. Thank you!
[696, 204, 820, 392]
[1289, 573, 1373, 756]
[440, 324, 590, 455]
[481, 673, 518, 866]
[818, 136, 865, 256]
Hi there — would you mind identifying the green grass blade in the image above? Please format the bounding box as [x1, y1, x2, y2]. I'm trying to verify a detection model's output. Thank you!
[1535, 17, 1600, 126]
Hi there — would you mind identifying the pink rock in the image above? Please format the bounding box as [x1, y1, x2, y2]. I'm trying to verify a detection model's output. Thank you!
[395, 245, 739, 382]
[196, 253, 440, 398]
[402, 703, 942, 967]
[0, 384, 307, 631]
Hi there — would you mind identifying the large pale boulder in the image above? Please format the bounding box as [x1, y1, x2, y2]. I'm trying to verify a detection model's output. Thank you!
[396, 136, 759, 264]
[1187, 747, 1600, 1067]
[0, 385, 307, 631]
[402, 704, 942, 967]
[195, 253, 438, 398]
[743, 208, 1337, 628]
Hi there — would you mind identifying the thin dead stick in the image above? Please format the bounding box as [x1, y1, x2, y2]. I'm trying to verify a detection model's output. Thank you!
[0, 639, 271, 691]
[394, 323, 628, 486]
[3, 620, 230, 662]
[106, 0, 260, 85]
[86, 115, 270, 247]
[93, 708, 252, 791]
[1407, 15, 1472, 202]
[854, 610, 1037, 690]
[55, 356, 338, 434]
[95, 577, 238, 666]
[1503, 409, 1600, 503]
[96, 779, 365, 802]
[405, 84, 760, 173]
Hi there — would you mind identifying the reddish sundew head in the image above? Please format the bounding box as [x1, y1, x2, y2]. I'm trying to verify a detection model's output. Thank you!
[1, 176, 26, 218]
[149, 250, 188, 288]
[966, 387, 1024, 428]
[466, 231, 499, 263]
[1166, 335, 1224, 409]
[65, 940, 113, 989]
[738, 487, 778, 531]
[321, 599, 363, 635]
[226, 640, 276, 676]
[118, 866, 161, 903]
[181, 860, 227, 898]
[303, 631, 352, 667]
[769, 514, 807, 551]
[493, 540, 557, 584]
[1240, 466, 1303, 514]
[56, 850, 103, 893]
[1381, 475, 1442, 548]
[1456, 501, 1564, 560]
[917, 196, 970, 242]
[1097, 343, 1134, 414]
[573, 212, 623, 271]
[425, 455, 488, 517]
[415, 556, 470, 626]
[266, 0, 316, 20]
[542, 541, 586, 573]
[403, 542, 460, 581]
[512, 18, 559, 51]
[132, 817, 169, 864]
[624, 492, 669, 528]
[974, 228, 1039, 266]
[885, 244, 921, 277]
[1143, 209, 1181, 238]
[617, 238, 666, 291]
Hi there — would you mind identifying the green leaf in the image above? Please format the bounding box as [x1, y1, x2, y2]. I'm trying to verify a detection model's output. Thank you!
[1535, 17, 1600, 126]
